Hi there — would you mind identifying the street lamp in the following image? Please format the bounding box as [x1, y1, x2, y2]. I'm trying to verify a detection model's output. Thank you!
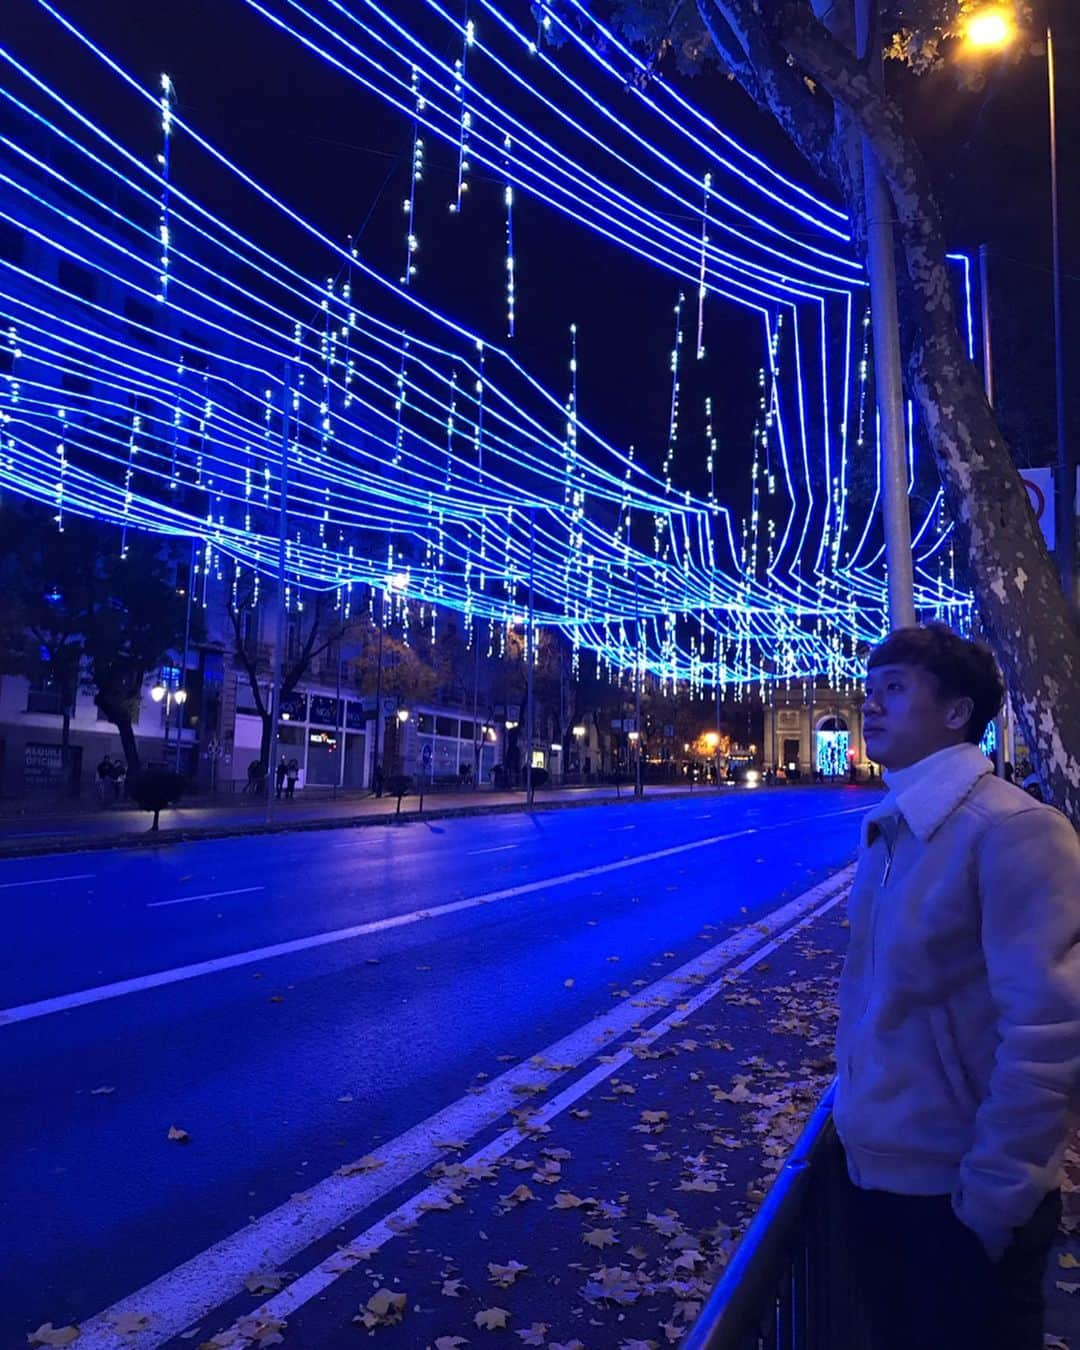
[961, 6, 1074, 608]
[151, 680, 187, 764]
[963, 6, 1015, 49]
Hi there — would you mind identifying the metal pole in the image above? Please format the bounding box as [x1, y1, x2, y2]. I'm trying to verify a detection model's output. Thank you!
[525, 508, 536, 807]
[1048, 23, 1074, 611]
[856, 0, 916, 630]
[335, 628, 345, 792]
[372, 583, 384, 790]
[471, 614, 482, 788]
[979, 245, 1007, 778]
[266, 367, 291, 816]
[634, 577, 643, 799]
[174, 536, 195, 774]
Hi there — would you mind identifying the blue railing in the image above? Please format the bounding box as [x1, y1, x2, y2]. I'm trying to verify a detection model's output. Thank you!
[683, 1082, 871, 1350]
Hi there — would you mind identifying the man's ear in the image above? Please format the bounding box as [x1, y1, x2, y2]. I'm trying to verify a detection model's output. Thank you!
[945, 696, 975, 734]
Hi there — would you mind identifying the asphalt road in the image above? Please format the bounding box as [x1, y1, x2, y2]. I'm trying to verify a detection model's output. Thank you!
[0, 785, 870, 1346]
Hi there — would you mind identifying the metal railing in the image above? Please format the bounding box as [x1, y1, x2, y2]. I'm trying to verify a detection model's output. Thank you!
[683, 1083, 872, 1350]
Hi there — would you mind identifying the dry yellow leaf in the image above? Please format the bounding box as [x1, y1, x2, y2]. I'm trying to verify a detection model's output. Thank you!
[474, 1307, 510, 1331]
[354, 1289, 407, 1329]
[582, 1227, 617, 1249]
[167, 1126, 190, 1144]
[488, 1260, 528, 1287]
[111, 1312, 150, 1335]
[434, 1339, 469, 1350]
[27, 1326, 80, 1348]
[336, 1155, 385, 1176]
[1059, 1253, 1080, 1269]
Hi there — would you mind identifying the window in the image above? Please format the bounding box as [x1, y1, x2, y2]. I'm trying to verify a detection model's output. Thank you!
[0, 220, 24, 265]
[26, 672, 64, 716]
[459, 720, 475, 742]
[58, 257, 95, 303]
[417, 713, 434, 734]
[309, 695, 341, 727]
[435, 715, 457, 738]
[124, 295, 156, 335]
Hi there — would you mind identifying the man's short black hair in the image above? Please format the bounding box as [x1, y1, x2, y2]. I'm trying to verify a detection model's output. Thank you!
[866, 622, 1004, 745]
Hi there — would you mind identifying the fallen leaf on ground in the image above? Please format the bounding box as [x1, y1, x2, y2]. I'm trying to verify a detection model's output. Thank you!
[488, 1260, 528, 1287]
[570, 1108, 590, 1120]
[500, 1185, 535, 1206]
[336, 1155, 385, 1176]
[234, 1316, 286, 1347]
[243, 1270, 293, 1295]
[564, 979, 575, 988]
[434, 1338, 469, 1350]
[441, 1278, 464, 1297]
[474, 1307, 510, 1331]
[27, 1326, 80, 1347]
[90, 1086, 115, 1096]
[354, 1289, 407, 1329]
[515, 1325, 548, 1346]
[167, 1126, 190, 1143]
[1055, 1281, 1080, 1295]
[1059, 1252, 1080, 1268]
[582, 1227, 617, 1249]
[111, 1311, 150, 1334]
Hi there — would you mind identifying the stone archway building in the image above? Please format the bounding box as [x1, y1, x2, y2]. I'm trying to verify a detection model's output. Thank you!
[763, 681, 870, 778]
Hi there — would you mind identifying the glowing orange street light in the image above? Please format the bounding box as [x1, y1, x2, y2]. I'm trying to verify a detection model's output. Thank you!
[962, 6, 1016, 51]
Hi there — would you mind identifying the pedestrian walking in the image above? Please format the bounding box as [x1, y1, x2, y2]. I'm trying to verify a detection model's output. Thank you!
[372, 763, 383, 798]
[285, 756, 299, 800]
[96, 754, 111, 804]
[109, 756, 126, 801]
[835, 623, 1080, 1350]
[275, 755, 288, 801]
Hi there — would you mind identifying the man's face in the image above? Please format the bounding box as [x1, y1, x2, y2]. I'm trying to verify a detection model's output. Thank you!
[862, 663, 973, 771]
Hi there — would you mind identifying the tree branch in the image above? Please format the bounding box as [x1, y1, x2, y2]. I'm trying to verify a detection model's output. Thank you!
[697, 0, 838, 194]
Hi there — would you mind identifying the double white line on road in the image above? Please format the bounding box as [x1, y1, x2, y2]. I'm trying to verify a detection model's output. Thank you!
[67, 863, 855, 1349]
[0, 806, 864, 1028]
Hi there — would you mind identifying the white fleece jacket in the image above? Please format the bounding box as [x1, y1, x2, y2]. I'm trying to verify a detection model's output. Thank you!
[833, 742, 1080, 1261]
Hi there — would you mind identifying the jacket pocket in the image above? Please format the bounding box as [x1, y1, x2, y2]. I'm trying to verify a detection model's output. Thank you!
[928, 1002, 978, 1115]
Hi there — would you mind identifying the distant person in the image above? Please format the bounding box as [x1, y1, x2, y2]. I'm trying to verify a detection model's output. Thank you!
[836, 623, 1079, 1350]
[372, 763, 384, 798]
[96, 754, 112, 803]
[275, 755, 288, 800]
[285, 757, 299, 800]
[109, 756, 126, 801]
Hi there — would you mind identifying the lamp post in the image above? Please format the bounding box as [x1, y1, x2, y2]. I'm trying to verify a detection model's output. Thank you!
[962, 6, 1074, 610]
[150, 679, 187, 762]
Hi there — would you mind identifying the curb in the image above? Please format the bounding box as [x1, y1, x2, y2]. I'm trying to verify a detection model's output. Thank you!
[0, 787, 713, 860]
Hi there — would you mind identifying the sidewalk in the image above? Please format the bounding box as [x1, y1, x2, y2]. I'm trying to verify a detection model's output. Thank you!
[0, 781, 725, 859]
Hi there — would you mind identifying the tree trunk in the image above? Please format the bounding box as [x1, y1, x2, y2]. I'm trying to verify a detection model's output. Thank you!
[775, 6, 1080, 824]
[259, 712, 272, 770]
[95, 694, 142, 778]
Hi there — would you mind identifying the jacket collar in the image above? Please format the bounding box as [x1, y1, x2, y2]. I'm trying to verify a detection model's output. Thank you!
[861, 743, 993, 848]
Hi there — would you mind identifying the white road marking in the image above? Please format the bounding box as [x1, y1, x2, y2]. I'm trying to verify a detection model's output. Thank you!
[467, 844, 517, 855]
[0, 806, 865, 1029]
[147, 887, 265, 909]
[67, 865, 855, 1349]
[0, 807, 862, 1029]
[0, 873, 94, 889]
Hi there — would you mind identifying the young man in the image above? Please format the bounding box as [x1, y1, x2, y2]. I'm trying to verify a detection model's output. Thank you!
[836, 623, 1080, 1350]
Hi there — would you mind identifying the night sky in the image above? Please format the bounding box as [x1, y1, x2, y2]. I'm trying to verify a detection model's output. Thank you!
[6, 0, 1077, 513]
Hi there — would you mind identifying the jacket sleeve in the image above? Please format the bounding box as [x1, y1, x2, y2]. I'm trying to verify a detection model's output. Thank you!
[953, 806, 1080, 1261]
